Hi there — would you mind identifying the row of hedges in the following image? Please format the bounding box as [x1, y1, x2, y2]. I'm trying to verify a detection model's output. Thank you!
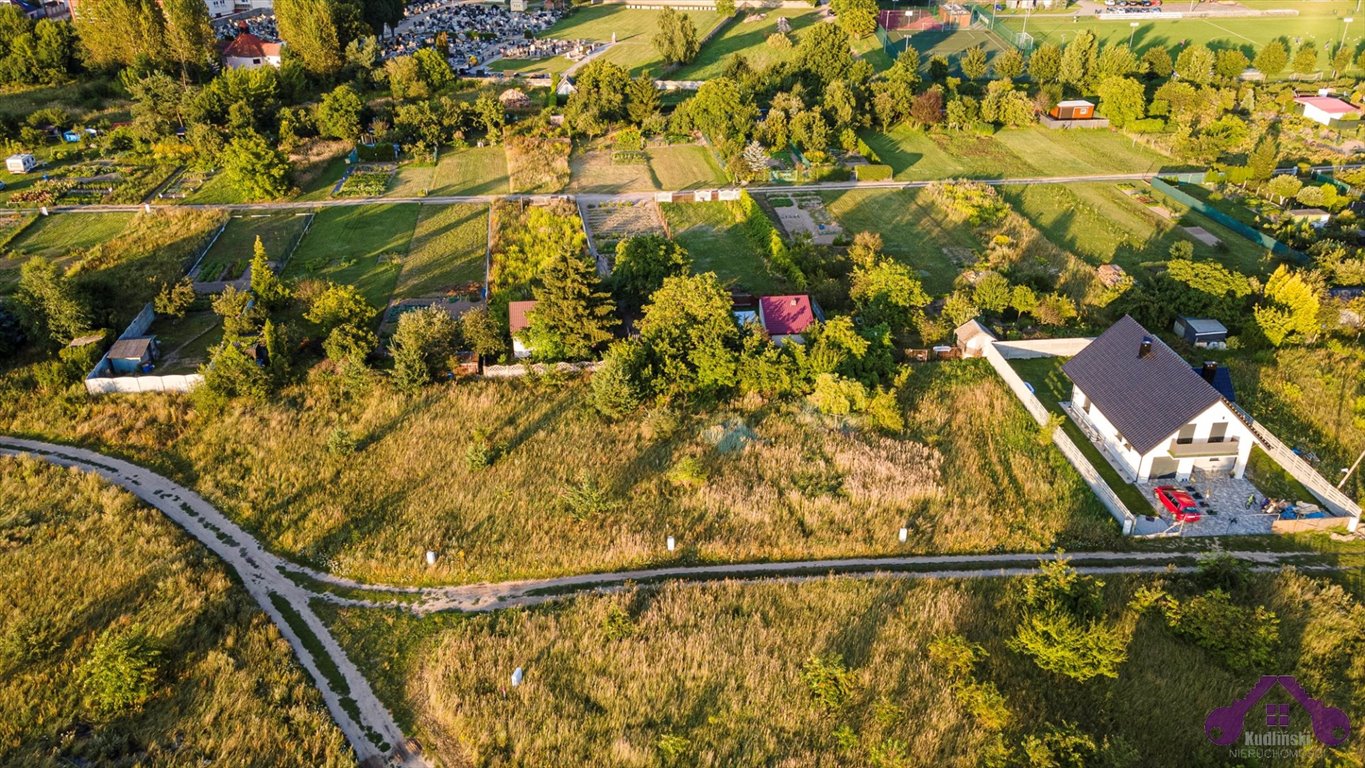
[728, 192, 806, 288]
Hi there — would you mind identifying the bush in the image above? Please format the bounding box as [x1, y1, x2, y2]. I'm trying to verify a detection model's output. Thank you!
[81, 626, 160, 715]
[1162, 589, 1278, 671]
[802, 653, 854, 714]
[1126, 118, 1167, 134]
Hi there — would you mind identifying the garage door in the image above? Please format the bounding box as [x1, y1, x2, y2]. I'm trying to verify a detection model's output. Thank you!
[1149, 457, 1178, 479]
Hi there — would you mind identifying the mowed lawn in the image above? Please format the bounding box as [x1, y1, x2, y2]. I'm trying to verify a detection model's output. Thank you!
[661, 201, 788, 294]
[818, 188, 978, 295]
[397, 204, 488, 297]
[863, 126, 1171, 181]
[647, 144, 728, 190]
[491, 6, 726, 77]
[992, 128, 1170, 176]
[428, 146, 510, 197]
[285, 204, 420, 308]
[6, 212, 133, 259]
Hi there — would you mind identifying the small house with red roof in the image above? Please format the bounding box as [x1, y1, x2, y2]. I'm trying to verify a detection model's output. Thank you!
[223, 32, 282, 69]
[508, 300, 536, 358]
[1294, 95, 1361, 127]
[754, 294, 817, 344]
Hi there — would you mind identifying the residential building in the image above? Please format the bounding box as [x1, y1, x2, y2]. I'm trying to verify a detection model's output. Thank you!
[223, 32, 282, 69]
[1063, 316, 1256, 482]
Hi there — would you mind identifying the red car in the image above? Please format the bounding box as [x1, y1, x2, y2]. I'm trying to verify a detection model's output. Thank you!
[1154, 485, 1202, 523]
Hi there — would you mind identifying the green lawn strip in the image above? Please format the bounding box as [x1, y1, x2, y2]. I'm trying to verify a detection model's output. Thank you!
[1000, 183, 1181, 271]
[818, 187, 973, 295]
[1009, 356, 1157, 516]
[285, 204, 420, 309]
[647, 144, 728, 190]
[429, 146, 510, 197]
[150, 310, 222, 374]
[296, 156, 352, 202]
[661, 201, 786, 294]
[1246, 445, 1318, 504]
[1173, 209, 1278, 276]
[397, 203, 488, 297]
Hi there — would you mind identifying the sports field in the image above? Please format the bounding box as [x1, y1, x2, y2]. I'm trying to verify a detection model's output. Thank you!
[490, 5, 726, 77]
[991, 7, 1359, 59]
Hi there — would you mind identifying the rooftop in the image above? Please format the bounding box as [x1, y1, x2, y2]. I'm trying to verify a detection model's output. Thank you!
[1294, 95, 1360, 115]
[108, 337, 154, 360]
[758, 295, 815, 336]
[508, 300, 536, 334]
[1062, 316, 1225, 455]
[223, 32, 282, 59]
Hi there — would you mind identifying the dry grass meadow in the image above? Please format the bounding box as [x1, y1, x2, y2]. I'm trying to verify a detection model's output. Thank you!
[0, 361, 1115, 585]
[0, 457, 352, 767]
[322, 566, 1365, 768]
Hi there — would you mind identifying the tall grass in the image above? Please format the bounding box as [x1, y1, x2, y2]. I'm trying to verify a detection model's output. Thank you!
[0, 361, 1116, 585]
[0, 456, 351, 767]
[323, 566, 1365, 768]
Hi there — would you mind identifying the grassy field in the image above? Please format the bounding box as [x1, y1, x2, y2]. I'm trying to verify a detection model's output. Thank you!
[397, 204, 488, 297]
[994, 10, 1360, 62]
[149, 309, 223, 375]
[5, 212, 133, 260]
[321, 565, 1365, 768]
[285, 204, 419, 308]
[647, 144, 728, 190]
[1009, 356, 1158, 516]
[490, 5, 727, 77]
[194, 213, 310, 282]
[671, 9, 823, 80]
[660, 201, 786, 294]
[0, 361, 1116, 585]
[428, 146, 510, 197]
[0, 456, 352, 767]
[818, 188, 980, 295]
[1223, 345, 1365, 505]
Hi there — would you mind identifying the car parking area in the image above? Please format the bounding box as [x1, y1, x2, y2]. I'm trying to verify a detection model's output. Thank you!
[1133, 474, 1275, 536]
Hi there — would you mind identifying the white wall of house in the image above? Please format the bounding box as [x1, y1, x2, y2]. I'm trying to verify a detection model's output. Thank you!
[205, 0, 230, 16]
[225, 52, 281, 69]
[1072, 386, 1256, 482]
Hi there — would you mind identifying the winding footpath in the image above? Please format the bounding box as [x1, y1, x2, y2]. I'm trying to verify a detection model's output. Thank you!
[0, 436, 1336, 766]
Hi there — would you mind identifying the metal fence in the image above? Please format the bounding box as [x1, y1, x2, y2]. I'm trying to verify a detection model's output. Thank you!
[1149, 177, 1301, 259]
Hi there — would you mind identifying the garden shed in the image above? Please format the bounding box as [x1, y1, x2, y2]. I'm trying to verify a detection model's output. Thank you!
[1172, 317, 1227, 348]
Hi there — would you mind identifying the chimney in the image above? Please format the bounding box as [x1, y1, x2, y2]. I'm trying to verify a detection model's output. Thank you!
[1139, 337, 1153, 358]
[1201, 361, 1218, 384]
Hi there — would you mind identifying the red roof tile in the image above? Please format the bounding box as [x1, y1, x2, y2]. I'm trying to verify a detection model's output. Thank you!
[759, 295, 814, 336]
[508, 300, 536, 334]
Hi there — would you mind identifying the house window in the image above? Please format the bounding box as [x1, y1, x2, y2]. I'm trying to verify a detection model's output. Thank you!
[1176, 424, 1197, 445]
[1208, 422, 1228, 444]
[1266, 703, 1291, 728]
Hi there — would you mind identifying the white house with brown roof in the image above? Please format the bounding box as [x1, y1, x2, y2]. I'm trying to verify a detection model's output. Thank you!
[508, 300, 536, 358]
[1063, 316, 1256, 483]
[223, 32, 282, 69]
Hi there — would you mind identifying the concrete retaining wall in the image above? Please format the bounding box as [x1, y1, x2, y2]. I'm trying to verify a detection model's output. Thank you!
[982, 341, 1137, 534]
[992, 337, 1093, 359]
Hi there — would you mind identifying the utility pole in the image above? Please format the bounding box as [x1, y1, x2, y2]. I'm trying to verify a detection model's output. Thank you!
[1340, 447, 1365, 490]
[1129, 21, 1139, 48]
